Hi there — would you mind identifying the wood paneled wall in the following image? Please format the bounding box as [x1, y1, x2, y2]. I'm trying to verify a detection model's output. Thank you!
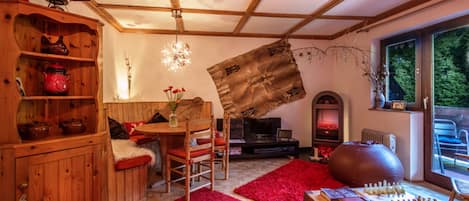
[105, 100, 212, 122]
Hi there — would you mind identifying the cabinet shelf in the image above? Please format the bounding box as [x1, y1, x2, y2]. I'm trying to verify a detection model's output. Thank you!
[20, 51, 95, 63]
[21, 96, 95, 100]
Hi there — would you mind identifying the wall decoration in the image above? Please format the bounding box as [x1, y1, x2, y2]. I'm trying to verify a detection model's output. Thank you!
[207, 39, 306, 118]
[293, 45, 386, 107]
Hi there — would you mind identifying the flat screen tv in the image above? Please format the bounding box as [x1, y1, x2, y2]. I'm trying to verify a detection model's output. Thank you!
[216, 118, 244, 139]
[244, 118, 281, 136]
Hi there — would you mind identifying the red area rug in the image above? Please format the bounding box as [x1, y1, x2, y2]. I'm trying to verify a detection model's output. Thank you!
[174, 187, 240, 201]
[234, 159, 344, 201]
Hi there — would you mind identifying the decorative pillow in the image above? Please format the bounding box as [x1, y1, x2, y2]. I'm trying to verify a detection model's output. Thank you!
[108, 117, 129, 139]
[147, 112, 168, 123]
[123, 121, 146, 136]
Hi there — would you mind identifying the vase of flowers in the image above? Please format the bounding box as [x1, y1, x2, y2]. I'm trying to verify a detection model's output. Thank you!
[363, 65, 388, 109]
[164, 86, 185, 128]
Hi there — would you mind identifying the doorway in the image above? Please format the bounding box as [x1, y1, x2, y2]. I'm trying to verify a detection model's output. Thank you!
[422, 18, 469, 189]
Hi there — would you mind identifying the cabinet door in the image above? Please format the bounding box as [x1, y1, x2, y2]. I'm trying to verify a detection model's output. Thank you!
[15, 145, 104, 201]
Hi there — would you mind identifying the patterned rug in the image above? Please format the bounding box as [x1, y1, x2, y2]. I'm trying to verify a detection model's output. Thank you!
[174, 187, 239, 201]
[234, 159, 344, 201]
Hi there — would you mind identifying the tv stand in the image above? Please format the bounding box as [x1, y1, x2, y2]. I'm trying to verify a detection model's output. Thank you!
[229, 138, 299, 159]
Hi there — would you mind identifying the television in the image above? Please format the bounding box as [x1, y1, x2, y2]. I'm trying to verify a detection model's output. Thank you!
[216, 118, 244, 139]
[244, 118, 281, 136]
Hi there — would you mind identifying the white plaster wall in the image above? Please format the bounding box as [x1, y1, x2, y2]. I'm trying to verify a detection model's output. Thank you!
[330, 0, 469, 180]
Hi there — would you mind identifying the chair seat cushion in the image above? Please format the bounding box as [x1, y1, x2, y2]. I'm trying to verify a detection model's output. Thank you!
[196, 137, 226, 146]
[115, 155, 152, 170]
[129, 134, 158, 145]
[439, 136, 463, 144]
[168, 148, 211, 158]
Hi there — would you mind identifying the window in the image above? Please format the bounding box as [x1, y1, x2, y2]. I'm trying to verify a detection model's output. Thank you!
[380, 15, 468, 110]
[385, 39, 417, 103]
[381, 33, 420, 109]
[433, 26, 469, 107]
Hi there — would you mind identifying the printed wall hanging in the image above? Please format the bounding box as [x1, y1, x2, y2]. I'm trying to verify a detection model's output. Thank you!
[207, 39, 306, 118]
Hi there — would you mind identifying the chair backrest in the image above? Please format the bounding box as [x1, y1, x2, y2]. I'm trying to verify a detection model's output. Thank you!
[434, 119, 458, 138]
[184, 117, 214, 160]
[223, 112, 231, 144]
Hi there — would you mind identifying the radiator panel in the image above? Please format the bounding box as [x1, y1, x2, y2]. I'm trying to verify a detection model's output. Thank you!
[361, 128, 396, 153]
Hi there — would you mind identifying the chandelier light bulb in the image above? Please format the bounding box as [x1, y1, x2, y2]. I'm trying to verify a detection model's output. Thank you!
[162, 40, 191, 72]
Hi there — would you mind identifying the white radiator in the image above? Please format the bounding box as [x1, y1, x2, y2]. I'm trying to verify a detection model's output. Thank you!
[361, 128, 396, 153]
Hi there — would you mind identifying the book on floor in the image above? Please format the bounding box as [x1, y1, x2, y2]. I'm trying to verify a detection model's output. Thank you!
[320, 187, 363, 201]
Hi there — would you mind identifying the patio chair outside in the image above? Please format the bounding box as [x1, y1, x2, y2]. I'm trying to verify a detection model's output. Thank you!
[434, 119, 469, 155]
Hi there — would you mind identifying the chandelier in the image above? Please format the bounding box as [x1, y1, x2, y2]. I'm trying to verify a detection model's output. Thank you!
[162, 9, 191, 72]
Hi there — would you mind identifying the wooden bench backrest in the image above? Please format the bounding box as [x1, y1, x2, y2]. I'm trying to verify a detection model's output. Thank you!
[105, 100, 212, 122]
[434, 119, 458, 138]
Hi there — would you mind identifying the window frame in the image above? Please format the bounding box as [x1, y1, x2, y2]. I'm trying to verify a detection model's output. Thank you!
[380, 32, 422, 111]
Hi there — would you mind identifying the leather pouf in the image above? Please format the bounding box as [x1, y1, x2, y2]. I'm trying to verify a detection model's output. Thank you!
[328, 141, 404, 187]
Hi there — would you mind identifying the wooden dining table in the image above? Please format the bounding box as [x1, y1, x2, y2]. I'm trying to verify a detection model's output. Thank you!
[134, 120, 211, 185]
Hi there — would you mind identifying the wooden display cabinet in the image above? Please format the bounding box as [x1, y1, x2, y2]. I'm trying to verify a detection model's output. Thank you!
[0, 2, 106, 201]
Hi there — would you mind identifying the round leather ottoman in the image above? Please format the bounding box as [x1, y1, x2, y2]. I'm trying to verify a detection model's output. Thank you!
[328, 141, 404, 187]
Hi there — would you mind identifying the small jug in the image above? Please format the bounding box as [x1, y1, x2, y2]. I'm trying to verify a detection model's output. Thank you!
[43, 63, 70, 95]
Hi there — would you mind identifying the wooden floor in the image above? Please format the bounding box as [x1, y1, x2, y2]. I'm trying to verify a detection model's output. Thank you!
[146, 156, 457, 201]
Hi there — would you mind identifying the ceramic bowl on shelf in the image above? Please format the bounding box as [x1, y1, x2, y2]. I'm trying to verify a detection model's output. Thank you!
[18, 122, 50, 140]
[60, 119, 86, 134]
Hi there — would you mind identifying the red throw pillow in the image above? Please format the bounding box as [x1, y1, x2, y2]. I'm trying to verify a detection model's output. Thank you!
[123, 121, 145, 136]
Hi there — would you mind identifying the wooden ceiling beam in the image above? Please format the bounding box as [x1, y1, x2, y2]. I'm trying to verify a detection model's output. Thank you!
[330, 0, 432, 39]
[283, 0, 343, 36]
[121, 28, 332, 39]
[319, 15, 374, 20]
[170, 0, 184, 33]
[233, 0, 261, 34]
[86, 0, 123, 32]
[95, 3, 373, 20]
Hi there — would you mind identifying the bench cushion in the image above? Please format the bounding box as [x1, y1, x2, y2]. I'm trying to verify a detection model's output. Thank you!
[115, 155, 152, 170]
[111, 139, 156, 170]
[130, 134, 158, 145]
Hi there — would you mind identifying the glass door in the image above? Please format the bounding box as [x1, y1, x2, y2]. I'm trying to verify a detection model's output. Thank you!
[423, 23, 469, 188]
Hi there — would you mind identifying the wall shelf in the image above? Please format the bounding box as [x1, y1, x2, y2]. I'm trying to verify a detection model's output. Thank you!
[21, 96, 95, 100]
[20, 51, 95, 63]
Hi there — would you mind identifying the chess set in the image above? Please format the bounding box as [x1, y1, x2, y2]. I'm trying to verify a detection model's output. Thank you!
[360, 180, 438, 201]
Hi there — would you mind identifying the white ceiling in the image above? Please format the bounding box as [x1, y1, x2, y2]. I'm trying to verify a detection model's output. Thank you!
[255, 0, 330, 14]
[92, 0, 422, 39]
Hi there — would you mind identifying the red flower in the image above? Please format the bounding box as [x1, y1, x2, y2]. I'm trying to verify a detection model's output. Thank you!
[168, 86, 173, 90]
[181, 88, 186, 92]
[163, 89, 169, 92]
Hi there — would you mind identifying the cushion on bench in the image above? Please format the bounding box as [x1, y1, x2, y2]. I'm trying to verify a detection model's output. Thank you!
[111, 139, 156, 170]
[114, 155, 152, 170]
[130, 134, 158, 145]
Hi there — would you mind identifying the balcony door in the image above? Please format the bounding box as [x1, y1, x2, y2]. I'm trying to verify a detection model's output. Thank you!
[422, 17, 469, 189]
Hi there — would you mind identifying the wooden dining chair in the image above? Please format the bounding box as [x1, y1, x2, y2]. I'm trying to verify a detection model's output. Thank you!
[216, 112, 230, 180]
[165, 117, 214, 201]
[196, 112, 230, 180]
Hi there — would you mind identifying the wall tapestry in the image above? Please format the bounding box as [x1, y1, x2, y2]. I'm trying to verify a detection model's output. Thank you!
[207, 39, 306, 118]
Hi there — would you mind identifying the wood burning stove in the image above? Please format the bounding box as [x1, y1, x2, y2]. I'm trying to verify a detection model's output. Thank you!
[312, 91, 344, 160]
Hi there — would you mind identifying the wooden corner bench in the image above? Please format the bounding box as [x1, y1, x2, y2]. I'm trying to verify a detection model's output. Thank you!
[104, 99, 212, 200]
